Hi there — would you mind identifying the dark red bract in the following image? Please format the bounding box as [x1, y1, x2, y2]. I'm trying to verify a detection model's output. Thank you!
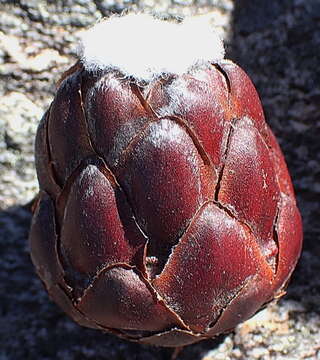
[30, 60, 303, 347]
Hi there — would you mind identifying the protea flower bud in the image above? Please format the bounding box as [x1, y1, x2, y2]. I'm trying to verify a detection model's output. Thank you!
[29, 14, 303, 347]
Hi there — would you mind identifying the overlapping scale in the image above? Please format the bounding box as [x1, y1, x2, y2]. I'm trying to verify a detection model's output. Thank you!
[148, 66, 230, 170]
[84, 73, 151, 168]
[218, 60, 266, 132]
[60, 164, 146, 278]
[34, 111, 61, 197]
[116, 119, 204, 260]
[48, 70, 94, 186]
[153, 202, 274, 332]
[273, 195, 303, 290]
[78, 266, 179, 331]
[218, 118, 280, 264]
[29, 192, 95, 328]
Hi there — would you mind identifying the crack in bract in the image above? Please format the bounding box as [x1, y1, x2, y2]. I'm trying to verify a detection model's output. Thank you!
[153, 200, 214, 281]
[207, 275, 252, 331]
[214, 117, 238, 201]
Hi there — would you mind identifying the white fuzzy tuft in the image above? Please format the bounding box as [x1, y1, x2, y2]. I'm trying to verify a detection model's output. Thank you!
[77, 13, 225, 82]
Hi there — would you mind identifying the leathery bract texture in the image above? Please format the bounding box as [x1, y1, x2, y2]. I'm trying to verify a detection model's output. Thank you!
[29, 14, 303, 347]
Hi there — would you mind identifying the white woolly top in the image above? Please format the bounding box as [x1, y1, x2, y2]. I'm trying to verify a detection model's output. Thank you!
[77, 13, 225, 82]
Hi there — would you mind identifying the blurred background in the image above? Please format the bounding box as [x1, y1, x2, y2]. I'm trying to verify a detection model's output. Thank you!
[0, 1, 319, 359]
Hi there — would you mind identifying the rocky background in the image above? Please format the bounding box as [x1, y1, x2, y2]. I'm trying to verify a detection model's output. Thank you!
[0, 0, 319, 359]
